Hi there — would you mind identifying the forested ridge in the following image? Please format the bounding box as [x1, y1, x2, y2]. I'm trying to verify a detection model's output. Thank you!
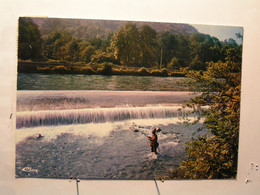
[18, 17, 241, 75]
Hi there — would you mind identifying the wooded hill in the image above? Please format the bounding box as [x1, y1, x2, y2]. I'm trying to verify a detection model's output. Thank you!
[32, 17, 198, 41]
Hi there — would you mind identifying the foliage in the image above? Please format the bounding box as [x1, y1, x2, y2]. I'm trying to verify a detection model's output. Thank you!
[189, 55, 204, 70]
[18, 17, 242, 74]
[18, 18, 43, 60]
[160, 32, 179, 67]
[160, 68, 169, 77]
[50, 66, 71, 74]
[111, 23, 140, 66]
[137, 67, 150, 76]
[80, 46, 95, 63]
[168, 45, 242, 179]
[167, 57, 180, 70]
[97, 63, 113, 75]
[91, 50, 117, 64]
[139, 25, 159, 67]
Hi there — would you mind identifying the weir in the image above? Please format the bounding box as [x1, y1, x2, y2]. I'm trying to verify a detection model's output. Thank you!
[16, 106, 192, 128]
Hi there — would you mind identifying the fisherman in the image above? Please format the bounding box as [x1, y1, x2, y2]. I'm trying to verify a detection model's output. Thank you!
[148, 128, 159, 154]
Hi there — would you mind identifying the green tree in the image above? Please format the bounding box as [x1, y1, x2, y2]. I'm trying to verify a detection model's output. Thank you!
[139, 25, 158, 67]
[159, 32, 179, 68]
[189, 54, 204, 70]
[67, 39, 79, 63]
[189, 33, 223, 70]
[91, 50, 116, 64]
[80, 45, 95, 63]
[176, 34, 192, 68]
[112, 23, 140, 66]
[44, 31, 72, 61]
[18, 17, 43, 60]
[223, 38, 238, 47]
[169, 45, 242, 179]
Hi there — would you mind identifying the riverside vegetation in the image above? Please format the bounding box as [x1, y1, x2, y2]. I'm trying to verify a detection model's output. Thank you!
[165, 45, 242, 179]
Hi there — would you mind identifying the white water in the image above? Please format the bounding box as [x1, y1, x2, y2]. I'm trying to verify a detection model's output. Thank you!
[16, 117, 199, 143]
[16, 90, 203, 179]
[16, 105, 192, 128]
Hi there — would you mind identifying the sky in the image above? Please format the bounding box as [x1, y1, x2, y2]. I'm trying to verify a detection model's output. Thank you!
[191, 24, 243, 45]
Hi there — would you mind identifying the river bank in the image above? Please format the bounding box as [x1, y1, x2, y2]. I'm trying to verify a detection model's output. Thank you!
[17, 61, 186, 77]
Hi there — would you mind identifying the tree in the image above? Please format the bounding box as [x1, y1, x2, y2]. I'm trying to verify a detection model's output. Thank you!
[67, 39, 79, 63]
[91, 50, 116, 64]
[112, 23, 140, 66]
[139, 25, 158, 67]
[223, 38, 238, 47]
[159, 32, 179, 68]
[189, 54, 204, 70]
[176, 34, 192, 67]
[80, 45, 95, 63]
[18, 17, 43, 60]
[44, 31, 72, 61]
[168, 44, 242, 179]
[189, 33, 223, 69]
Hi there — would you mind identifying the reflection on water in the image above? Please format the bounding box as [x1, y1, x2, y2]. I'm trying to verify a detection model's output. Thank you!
[17, 73, 195, 91]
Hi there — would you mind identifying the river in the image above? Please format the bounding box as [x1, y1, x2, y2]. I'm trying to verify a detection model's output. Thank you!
[17, 73, 196, 91]
[16, 73, 204, 180]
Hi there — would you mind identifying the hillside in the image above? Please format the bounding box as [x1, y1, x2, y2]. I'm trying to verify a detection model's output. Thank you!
[32, 17, 198, 41]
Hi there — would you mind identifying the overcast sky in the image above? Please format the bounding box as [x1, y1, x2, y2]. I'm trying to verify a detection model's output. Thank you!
[191, 24, 243, 45]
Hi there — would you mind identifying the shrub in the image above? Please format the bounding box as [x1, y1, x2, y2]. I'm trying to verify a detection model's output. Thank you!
[91, 51, 117, 64]
[169, 71, 185, 77]
[167, 57, 180, 70]
[50, 65, 70, 74]
[80, 66, 96, 75]
[137, 67, 150, 76]
[150, 69, 161, 76]
[160, 68, 169, 77]
[97, 63, 113, 75]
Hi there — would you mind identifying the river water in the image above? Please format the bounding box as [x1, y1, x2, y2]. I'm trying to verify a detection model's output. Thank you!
[16, 74, 203, 179]
[17, 73, 196, 91]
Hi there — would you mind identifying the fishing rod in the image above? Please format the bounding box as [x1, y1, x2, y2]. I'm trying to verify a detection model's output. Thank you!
[139, 131, 149, 138]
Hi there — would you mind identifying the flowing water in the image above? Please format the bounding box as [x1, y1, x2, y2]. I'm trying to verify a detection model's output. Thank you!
[17, 73, 196, 91]
[16, 74, 203, 179]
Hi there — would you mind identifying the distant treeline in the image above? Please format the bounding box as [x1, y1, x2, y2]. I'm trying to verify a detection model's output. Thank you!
[18, 17, 242, 72]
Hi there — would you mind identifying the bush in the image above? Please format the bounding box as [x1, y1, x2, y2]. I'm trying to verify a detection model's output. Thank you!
[76, 66, 95, 75]
[97, 63, 113, 75]
[91, 51, 117, 64]
[160, 68, 169, 77]
[137, 67, 150, 76]
[169, 71, 185, 77]
[150, 69, 161, 76]
[36, 66, 51, 73]
[167, 57, 180, 70]
[50, 66, 70, 74]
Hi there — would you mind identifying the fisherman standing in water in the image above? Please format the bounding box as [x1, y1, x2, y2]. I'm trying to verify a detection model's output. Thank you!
[148, 128, 159, 154]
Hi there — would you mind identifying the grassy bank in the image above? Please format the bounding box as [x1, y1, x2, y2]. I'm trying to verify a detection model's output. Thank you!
[18, 61, 186, 77]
